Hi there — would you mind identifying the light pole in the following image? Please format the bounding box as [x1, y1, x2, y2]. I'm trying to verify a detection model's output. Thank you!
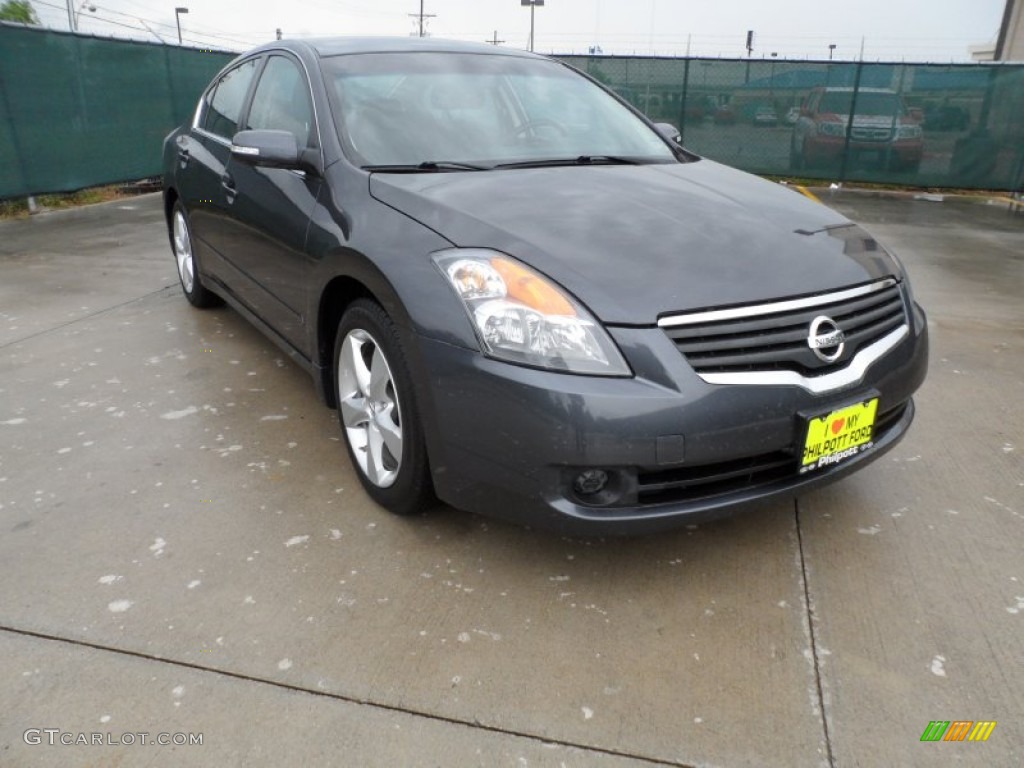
[72, 2, 96, 31]
[828, 43, 836, 60]
[175, 6, 188, 45]
[521, 0, 544, 53]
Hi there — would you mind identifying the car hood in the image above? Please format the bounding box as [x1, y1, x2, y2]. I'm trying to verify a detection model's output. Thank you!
[369, 159, 899, 325]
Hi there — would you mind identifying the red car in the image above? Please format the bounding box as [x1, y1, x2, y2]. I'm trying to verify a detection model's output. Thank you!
[791, 87, 923, 172]
[712, 105, 736, 125]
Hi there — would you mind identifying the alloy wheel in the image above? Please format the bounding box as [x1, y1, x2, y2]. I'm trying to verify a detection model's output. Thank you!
[337, 328, 403, 488]
[172, 209, 195, 294]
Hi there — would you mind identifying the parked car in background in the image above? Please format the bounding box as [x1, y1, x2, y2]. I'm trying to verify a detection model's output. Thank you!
[712, 104, 736, 124]
[922, 104, 970, 132]
[753, 105, 778, 127]
[791, 87, 924, 172]
[162, 37, 928, 535]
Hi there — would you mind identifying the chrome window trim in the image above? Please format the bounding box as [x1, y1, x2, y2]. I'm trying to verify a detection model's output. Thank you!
[657, 277, 898, 328]
[698, 324, 909, 394]
[191, 94, 206, 133]
[193, 126, 231, 147]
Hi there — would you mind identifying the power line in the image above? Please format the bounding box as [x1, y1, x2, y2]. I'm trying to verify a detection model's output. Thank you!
[31, 0, 259, 49]
[88, 3, 256, 46]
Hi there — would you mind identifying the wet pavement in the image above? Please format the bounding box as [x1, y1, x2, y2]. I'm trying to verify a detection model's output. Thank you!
[1, 190, 1021, 767]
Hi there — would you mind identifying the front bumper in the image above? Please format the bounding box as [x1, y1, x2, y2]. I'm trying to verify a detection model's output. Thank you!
[806, 135, 923, 164]
[416, 305, 928, 536]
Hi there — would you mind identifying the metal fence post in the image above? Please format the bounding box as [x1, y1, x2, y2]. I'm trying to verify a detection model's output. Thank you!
[678, 57, 691, 144]
[838, 60, 864, 184]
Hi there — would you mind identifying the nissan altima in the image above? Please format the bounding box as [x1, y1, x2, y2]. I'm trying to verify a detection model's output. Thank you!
[161, 37, 928, 535]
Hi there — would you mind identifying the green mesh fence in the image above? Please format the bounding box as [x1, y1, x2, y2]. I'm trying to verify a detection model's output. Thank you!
[2, 26, 1022, 197]
[560, 55, 1024, 191]
[0, 23, 234, 199]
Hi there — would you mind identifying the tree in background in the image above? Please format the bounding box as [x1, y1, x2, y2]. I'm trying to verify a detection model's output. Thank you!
[0, 1, 39, 24]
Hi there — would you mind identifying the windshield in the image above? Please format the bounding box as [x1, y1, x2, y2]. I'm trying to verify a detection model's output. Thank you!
[321, 52, 677, 168]
[819, 91, 905, 117]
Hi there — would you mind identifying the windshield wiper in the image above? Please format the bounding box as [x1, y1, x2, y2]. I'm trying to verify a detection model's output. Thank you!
[495, 155, 642, 169]
[362, 160, 490, 173]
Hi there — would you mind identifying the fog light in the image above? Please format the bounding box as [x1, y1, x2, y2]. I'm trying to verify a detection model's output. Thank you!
[573, 469, 609, 496]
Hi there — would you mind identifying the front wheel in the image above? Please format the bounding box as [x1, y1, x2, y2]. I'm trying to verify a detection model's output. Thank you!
[334, 299, 433, 516]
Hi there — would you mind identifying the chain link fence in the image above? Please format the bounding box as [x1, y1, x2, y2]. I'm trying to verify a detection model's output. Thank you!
[2, 23, 1022, 198]
[560, 55, 1024, 191]
[0, 23, 233, 199]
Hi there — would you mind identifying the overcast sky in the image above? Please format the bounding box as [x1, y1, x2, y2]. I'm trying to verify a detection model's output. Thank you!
[28, 0, 1006, 61]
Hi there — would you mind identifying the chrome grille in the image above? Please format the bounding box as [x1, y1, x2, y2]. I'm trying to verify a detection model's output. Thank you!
[659, 279, 906, 375]
[851, 127, 893, 142]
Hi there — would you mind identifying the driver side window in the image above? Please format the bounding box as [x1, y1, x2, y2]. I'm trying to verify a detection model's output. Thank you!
[245, 55, 315, 149]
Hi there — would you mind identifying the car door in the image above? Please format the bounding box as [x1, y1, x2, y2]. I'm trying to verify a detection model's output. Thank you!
[184, 57, 261, 287]
[216, 53, 323, 354]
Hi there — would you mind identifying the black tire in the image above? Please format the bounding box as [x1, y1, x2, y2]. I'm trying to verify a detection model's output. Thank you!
[169, 200, 221, 308]
[333, 299, 433, 516]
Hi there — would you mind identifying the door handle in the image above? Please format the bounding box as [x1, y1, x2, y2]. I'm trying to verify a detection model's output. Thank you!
[220, 173, 237, 203]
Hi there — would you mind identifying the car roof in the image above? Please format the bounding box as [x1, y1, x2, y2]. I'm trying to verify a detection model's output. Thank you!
[249, 36, 538, 60]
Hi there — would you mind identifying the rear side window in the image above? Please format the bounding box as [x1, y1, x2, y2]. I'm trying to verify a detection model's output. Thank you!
[204, 59, 259, 140]
[245, 55, 315, 148]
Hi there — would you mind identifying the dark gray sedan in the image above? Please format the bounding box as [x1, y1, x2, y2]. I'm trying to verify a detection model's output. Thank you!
[161, 37, 928, 535]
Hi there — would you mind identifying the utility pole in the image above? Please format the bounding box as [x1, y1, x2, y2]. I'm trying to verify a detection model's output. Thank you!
[66, 0, 76, 31]
[409, 0, 435, 37]
[744, 29, 753, 83]
[485, 30, 505, 45]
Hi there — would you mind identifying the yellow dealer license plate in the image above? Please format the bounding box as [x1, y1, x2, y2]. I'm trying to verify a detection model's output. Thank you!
[801, 399, 878, 473]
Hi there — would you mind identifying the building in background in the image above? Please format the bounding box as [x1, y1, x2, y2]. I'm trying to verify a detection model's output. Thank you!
[971, 0, 1023, 61]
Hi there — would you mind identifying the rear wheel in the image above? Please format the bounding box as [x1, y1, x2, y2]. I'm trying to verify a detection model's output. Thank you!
[334, 299, 433, 516]
[170, 201, 220, 308]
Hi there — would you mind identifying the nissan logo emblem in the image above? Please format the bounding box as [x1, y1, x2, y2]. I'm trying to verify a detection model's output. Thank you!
[808, 315, 846, 363]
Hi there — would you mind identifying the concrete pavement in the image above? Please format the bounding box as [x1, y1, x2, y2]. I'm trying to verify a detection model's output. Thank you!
[0, 191, 1021, 767]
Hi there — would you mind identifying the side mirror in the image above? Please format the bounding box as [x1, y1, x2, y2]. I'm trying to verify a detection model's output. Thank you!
[654, 122, 682, 144]
[231, 129, 301, 169]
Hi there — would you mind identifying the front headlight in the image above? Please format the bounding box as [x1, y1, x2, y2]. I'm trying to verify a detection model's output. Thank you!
[433, 249, 631, 376]
[817, 120, 847, 137]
